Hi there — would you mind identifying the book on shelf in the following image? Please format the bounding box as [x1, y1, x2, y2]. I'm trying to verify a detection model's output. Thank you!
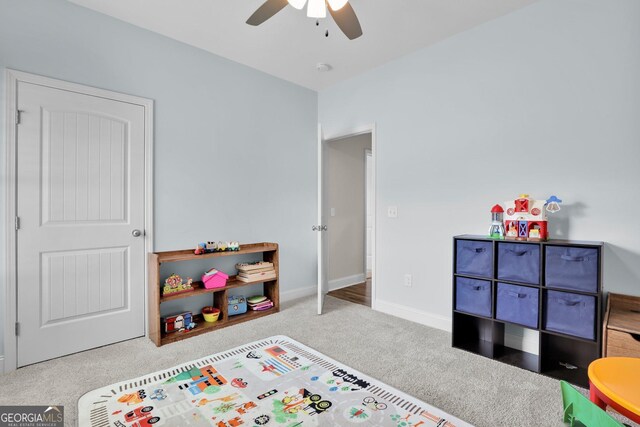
[237, 266, 273, 274]
[238, 269, 275, 277]
[237, 271, 276, 283]
[248, 297, 274, 311]
[235, 261, 274, 272]
[250, 301, 274, 311]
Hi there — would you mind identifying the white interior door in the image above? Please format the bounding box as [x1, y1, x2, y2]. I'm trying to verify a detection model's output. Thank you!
[317, 124, 328, 314]
[16, 81, 147, 367]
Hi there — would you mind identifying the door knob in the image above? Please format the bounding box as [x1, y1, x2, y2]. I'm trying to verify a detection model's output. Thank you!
[312, 225, 328, 231]
[132, 229, 143, 237]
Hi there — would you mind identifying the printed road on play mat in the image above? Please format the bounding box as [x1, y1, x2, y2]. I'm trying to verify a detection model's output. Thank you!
[78, 335, 472, 427]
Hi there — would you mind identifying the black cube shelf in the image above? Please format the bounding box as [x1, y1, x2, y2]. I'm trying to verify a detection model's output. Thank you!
[452, 235, 603, 387]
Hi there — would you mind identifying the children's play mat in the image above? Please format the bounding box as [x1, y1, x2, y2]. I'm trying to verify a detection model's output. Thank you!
[78, 335, 472, 427]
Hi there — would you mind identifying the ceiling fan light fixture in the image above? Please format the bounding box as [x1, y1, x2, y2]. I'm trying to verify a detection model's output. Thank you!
[287, 0, 307, 10]
[327, 0, 348, 11]
[306, 0, 326, 18]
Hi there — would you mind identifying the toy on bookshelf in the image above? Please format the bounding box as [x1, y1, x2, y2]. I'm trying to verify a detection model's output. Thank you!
[228, 295, 247, 316]
[546, 195, 562, 213]
[235, 261, 276, 283]
[247, 295, 274, 311]
[194, 241, 241, 255]
[490, 194, 562, 241]
[202, 267, 229, 289]
[488, 204, 506, 239]
[163, 311, 193, 333]
[201, 306, 220, 323]
[162, 274, 194, 296]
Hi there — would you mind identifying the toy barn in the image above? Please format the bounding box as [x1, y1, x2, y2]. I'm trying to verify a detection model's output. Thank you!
[504, 194, 548, 241]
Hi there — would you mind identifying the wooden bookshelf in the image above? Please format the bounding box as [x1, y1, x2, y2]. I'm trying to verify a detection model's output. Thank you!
[148, 242, 279, 346]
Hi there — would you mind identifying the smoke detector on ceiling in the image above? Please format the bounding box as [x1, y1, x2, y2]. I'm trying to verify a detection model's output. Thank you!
[316, 63, 333, 72]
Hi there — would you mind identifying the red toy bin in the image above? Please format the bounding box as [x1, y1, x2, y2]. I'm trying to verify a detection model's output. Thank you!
[202, 269, 229, 289]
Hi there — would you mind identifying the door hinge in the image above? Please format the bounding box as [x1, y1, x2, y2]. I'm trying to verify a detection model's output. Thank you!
[15, 216, 20, 230]
[16, 110, 22, 125]
[15, 322, 20, 336]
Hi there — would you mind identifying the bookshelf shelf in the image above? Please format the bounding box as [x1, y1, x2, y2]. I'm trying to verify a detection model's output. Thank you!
[148, 242, 279, 346]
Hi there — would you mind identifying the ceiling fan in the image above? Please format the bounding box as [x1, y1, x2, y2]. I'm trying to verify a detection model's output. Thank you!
[246, 0, 363, 40]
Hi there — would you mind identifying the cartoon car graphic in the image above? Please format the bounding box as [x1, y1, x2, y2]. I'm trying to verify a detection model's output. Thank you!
[124, 406, 160, 427]
[150, 389, 167, 401]
[118, 390, 146, 406]
[281, 388, 332, 415]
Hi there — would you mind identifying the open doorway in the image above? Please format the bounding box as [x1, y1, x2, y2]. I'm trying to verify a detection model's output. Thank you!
[324, 133, 373, 307]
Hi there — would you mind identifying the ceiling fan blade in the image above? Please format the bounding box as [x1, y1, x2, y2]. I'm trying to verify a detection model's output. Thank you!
[327, 2, 363, 40]
[246, 0, 289, 26]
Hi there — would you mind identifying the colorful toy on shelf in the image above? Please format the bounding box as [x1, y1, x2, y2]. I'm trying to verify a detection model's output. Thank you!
[497, 194, 562, 241]
[488, 204, 506, 239]
[228, 295, 247, 316]
[162, 311, 193, 334]
[162, 274, 194, 296]
[202, 267, 229, 289]
[201, 306, 220, 323]
[247, 295, 274, 311]
[194, 241, 241, 255]
[546, 195, 563, 213]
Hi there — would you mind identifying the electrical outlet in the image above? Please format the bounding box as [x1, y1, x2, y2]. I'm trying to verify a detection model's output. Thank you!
[330, 208, 336, 217]
[404, 274, 412, 287]
[388, 206, 398, 218]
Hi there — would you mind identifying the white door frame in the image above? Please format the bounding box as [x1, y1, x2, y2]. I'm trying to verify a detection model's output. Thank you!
[318, 123, 377, 310]
[3, 69, 154, 373]
[364, 148, 372, 276]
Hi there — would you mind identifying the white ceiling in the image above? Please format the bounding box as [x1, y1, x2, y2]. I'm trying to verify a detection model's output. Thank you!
[68, 0, 537, 91]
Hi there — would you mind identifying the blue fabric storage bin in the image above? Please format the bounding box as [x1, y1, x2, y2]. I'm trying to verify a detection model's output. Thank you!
[543, 290, 596, 340]
[497, 242, 540, 284]
[545, 246, 598, 292]
[455, 277, 492, 317]
[496, 283, 539, 328]
[456, 240, 493, 278]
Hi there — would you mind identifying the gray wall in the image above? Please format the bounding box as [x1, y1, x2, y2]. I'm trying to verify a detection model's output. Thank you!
[319, 0, 640, 326]
[0, 0, 318, 358]
[326, 134, 371, 282]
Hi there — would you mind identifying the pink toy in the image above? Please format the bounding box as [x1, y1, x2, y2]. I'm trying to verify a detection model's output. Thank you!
[202, 268, 229, 289]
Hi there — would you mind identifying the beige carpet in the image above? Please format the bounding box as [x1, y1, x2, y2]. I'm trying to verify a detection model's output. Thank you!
[0, 295, 636, 427]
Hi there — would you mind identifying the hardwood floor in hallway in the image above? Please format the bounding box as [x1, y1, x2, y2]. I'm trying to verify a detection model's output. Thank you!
[327, 278, 371, 307]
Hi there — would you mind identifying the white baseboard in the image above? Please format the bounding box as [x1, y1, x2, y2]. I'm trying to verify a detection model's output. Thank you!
[328, 273, 365, 291]
[280, 286, 316, 303]
[280, 273, 364, 304]
[374, 299, 452, 332]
